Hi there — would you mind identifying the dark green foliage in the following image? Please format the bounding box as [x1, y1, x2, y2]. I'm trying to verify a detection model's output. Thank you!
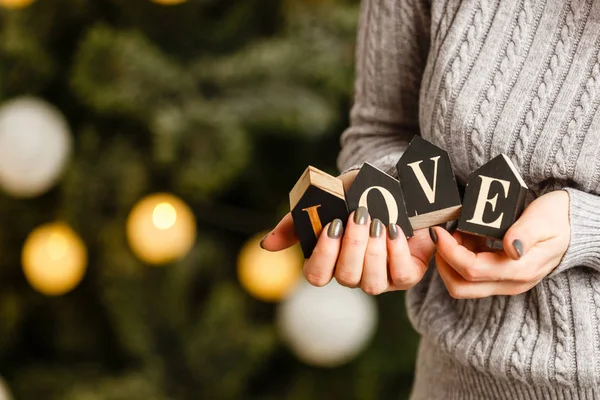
[0, 0, 419, 398]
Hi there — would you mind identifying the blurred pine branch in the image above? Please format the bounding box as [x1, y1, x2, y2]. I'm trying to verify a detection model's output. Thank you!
[0, 0, 419, 399]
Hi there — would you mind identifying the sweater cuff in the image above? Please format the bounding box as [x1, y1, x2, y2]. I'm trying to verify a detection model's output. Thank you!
[550, 187, 600, 276]
[339, 151, 405, 179]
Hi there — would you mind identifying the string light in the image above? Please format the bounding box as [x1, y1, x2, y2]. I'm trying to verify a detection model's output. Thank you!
[22, 222, 87, 296]
[149, 0, 187, 5]
[237, 231, 303, 302]
[127, 193, 196, 265]
[0, 0, 36, 9]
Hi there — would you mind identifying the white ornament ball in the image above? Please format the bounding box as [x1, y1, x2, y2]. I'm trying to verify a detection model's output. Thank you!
[277, 279, 378, 367]
[0, 97, 72, 197]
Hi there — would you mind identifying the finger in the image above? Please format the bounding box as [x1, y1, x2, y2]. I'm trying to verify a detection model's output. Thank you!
[303, 220, 344, 287]
[434, 226, 514, 282]
[503, 214, 538, 261]
[435, 252, 532, 298]
[502, 193, 564, 260]
[361, 219, 388, 295]
[261, 170, 358, 253]
[335, 207, 370, 288]
[408, 228, 436, 268]
[388, 224, 423, 290]
[260, 213, 298, 252]
[438, 226, 558, 284]
[453, 230, 489, 252]
[485, 237, 505, 252]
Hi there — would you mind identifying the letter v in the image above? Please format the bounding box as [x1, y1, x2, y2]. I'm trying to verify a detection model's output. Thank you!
[407, 156, 441, 204]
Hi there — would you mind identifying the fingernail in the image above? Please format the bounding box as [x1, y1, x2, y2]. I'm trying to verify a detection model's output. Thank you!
[354, 206, 369, 225]
[327, 219, 344, 239]
[370, 219, 383, 238]
[388, 223, 399, 240]
[485, 238, 503, 250]
[429, 227, 438, 244]
[513, 239, 524, 258]
[445, 220, 458, 234]
[259, 233, 269, 249]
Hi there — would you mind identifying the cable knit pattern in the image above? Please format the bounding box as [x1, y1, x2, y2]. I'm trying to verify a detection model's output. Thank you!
[439, 298, 474, 355]
[590, 275, 600, 377]
[467, 0, 540, 171]
[511, 0, 593, 184]
[469, 296, 506, 371]
[509, 291, 539, 384]
[550, 41, 600, 180]
[510, 1, 573, 173]
[337, 0, 600, 397]
[430, 0, 497, 155]
[547, 275, 573, 385]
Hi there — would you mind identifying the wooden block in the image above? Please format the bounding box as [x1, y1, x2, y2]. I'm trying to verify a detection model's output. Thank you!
[457, 154, 528, 239]
[345, 162, 413, 238]
[290, 166, 349, 258]
[396, 136, 462, 230]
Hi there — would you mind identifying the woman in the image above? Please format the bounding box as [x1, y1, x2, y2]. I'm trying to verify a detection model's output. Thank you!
[262, 0, 600, 397]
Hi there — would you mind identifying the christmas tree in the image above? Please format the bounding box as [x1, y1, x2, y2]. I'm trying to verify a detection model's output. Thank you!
[0, 0, 419, 398]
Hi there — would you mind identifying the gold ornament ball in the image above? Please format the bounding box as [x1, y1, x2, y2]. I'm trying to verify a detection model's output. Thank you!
[22, 222, 87, 296]
[126, 193, 196, 265]
[0, 0, 35, 9]
[149, 0, 187, 5]
[237, 232, 303, 302]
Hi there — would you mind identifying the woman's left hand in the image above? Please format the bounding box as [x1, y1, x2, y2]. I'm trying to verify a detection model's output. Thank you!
[431, 190, 571, 299]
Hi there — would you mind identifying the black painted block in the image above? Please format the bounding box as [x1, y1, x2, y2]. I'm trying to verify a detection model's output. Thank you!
[290, 166, 349, 258]
[457, 154, 528, 239]
[396, 136, 462, 230]
[346, 162, 413, 238]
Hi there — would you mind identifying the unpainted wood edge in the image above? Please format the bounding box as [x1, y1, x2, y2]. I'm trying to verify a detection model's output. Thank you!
[500, 154, 528, 189]
[289, 167, 312, 210]
[312, 169, 345, 201]
[409, 205, 462, 230]
[289, 166, 345, 210]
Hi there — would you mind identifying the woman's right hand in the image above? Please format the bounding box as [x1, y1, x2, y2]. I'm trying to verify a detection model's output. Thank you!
[260, 170, 436, 295]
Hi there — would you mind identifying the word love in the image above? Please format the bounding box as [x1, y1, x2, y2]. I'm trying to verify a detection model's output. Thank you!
[290, 136, 528, 258]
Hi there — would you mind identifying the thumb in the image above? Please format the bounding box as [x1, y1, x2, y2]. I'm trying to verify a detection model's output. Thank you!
[502, 201, 551, 261]
[262, 170, 356, 252]
[260, 213, 299, 252]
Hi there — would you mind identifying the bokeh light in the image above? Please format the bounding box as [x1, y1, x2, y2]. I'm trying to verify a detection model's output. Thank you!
[126, 193, 196, 265]
[22, 222, 87, 296]
[149, 0, 187, 5]
[237, 231, 303, 302]
[0, 0, 36, 9]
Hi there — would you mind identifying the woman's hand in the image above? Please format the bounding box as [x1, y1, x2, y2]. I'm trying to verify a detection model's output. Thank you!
[260, 170, 436, 295]
[431, 190, 571, 299]
[259, 170, 359, 252]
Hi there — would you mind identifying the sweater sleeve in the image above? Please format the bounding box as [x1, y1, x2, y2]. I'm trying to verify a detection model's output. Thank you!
[549, 187, 600, 276]
[336, 0, 431, 178]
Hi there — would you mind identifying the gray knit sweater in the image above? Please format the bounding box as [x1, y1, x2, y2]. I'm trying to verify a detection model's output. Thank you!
[336, 0, 600, 398]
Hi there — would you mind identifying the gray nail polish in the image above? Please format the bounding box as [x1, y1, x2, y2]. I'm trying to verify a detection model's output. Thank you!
[354, 206, 369, 225]
[388, 223, 399, 240]
[513, 239, 524, 258]
[429, 227, 438, 244]
[485, 237, 504, 250]
[327, 219, 344, 239]
[445, 220, 458, 234]
[370, 219, 383, 238]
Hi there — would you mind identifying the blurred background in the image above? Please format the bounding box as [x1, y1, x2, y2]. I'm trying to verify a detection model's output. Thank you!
[0, 0, 419, 398]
